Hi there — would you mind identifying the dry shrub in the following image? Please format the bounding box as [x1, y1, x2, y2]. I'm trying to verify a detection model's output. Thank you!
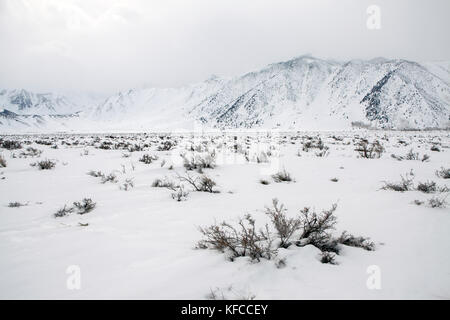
[31, 159, 56, 170]
[0, 154, 6, 168]
[435, 167, 450, 179]
[198, 199, 374, 264]
[198, 214, 275, 262]
[265, 199, 301, 248]
[355, 139, 384, 159]
[272, 169, 294, 183]
[381, 174, 414, 192]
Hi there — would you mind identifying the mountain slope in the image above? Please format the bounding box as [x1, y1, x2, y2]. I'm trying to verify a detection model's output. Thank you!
[1, 56, 449, 132]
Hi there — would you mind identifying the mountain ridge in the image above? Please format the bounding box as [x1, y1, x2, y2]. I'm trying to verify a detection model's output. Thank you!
[1, 56, 449, 132]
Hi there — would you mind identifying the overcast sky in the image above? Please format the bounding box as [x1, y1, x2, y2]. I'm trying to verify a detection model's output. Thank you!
[0, 0, 449, 94]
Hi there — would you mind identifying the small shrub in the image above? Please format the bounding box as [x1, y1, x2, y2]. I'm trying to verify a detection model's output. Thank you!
[337, 231, 375, 251]
[197, 199, 374, 264]
[8, 202, 27, 208]
[198, 175, 217, 193]
[265, 199, 301, 248]
[428, 196, 447, 208]
[198, 214, 275, 262]
[315, 148, 329, 157]
[139, 154, 158, 164]
[405, 149, 420, 160]
[120, 178, 134, 191]
[320, 251, 337, 265]
[152, 177, 179, 191]
[0, 154, 6, 168]
[430, 145, 440, 152]
[355, 139, 384, 159]
[171, 186, 189, 201]
[435, 167, 450, 179]
[302, 137, 326, 152]
[31, 159, 56, 170]
[19, 147, 42, 158]
[73, 198, 96, 214]
[0, 140, 22, 150]
[54, 205, 74, 218]
[381, 174, 413, 192]
[259, 179, 270, 185]
[296, 204, 339, 254]
[417, 181, 437, 193]
[101, 173, 118, 184]
[178, 172, 218, 193]
[421, 154, 430, 162]
[255, 151, 269, 163]
[272, 169, 294, 183]
[157, 140, 176, 151]
[87, 170, 104, 178]
[181, 152, 216, 171]
[330, 178, 339, 182]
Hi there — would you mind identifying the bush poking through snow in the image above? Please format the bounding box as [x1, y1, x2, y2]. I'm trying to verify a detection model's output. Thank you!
[73, 198, 96, 214]
[177, 172, 219, 193]
[416, 181, 437, 193]
[87, 170, 104, 178]
[320, 251, 337, 265]
[54, 205, 74, 218]
[8, 202, 27, 208]
[259, 179, 270, 185]
[428, 196, 447, 208]
[405, 149, 420, 161]
[0, 154, 6, 167]
[54, 199, 96, 217]
[297, 204, 340, 253]
[337, 231, 375, 251]
[272, 169, 294, 183]
[120, 178, 134, 191]
[139, 154, 158, 164]
[101, 173, 118, 184]
[302, 137, 326, 152]
[31, 159, 56, 170]
[435, 167, 450, 179]
[265, 199, 301, 248]
[381, 174, 414, 192]
[19, 147, 42, 158]
[157, 140, 176, 151]
[298, 204, 338, 241]
[198, 199, 374, 264]
[421, 154, 430, 162]
[151, 177, 179, 191]
[198, 214, 275, 262]
[354, 139, 384, 159]
[181, 152, 216, 171]
[0, 140, 22, 150]
[430, 145, 440, 152]
[171, 186, 189, 201]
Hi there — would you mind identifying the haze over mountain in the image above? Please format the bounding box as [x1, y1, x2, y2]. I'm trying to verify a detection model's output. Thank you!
[1, 55, 449, 132]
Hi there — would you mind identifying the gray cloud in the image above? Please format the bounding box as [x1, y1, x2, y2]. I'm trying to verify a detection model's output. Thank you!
[0, 0, 449, 94]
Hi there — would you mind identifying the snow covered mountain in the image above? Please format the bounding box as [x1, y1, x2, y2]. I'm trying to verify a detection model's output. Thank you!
[1, 55, 449, 132]
[0, 89, 81, 115]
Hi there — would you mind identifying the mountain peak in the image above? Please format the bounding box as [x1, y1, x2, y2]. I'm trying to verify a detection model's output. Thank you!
[1, 56, 449, 131]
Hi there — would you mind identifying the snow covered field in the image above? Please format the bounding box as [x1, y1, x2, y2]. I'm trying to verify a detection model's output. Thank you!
[0, 130, 449, 299]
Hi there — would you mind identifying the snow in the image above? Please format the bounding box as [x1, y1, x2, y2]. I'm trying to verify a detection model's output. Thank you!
[0, 130, 449, 299]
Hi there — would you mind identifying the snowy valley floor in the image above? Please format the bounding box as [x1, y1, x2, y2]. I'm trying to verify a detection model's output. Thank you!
[0, 130, 449, 299]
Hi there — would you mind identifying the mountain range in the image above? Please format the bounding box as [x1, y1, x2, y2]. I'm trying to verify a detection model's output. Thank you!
[1, 55, 449, 132]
